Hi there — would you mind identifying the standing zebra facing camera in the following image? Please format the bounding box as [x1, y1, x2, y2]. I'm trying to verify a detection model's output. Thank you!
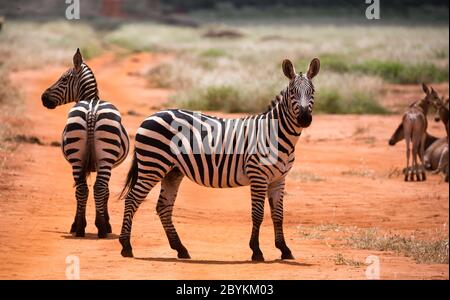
[41, 49, 130, 238]
[119, 58, 320, 261]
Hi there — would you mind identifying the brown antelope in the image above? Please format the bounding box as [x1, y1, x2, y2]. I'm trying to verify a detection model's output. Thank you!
[432, 96, 449, 137]
[433, 143, 449, 182]
[389, 124, 438, 151]
[424, 137, 449, 181]
[388, 83, 440, 181]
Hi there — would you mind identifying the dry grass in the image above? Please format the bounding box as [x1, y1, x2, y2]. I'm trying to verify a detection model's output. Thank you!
[0, 70, 24, 152]
[341, 168, 376, 178]
[0, 21, 103, 71]
[333, 253, 366, 267]
[2, 20, 447, 115]
[347, 229, 449, 264]
[289, 169, 326, 182]
[298, 223, 448, 264]
[121, 23, 448, 114]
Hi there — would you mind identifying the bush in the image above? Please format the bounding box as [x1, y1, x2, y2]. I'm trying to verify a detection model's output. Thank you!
[174, 85, 246, 113]
[315, 88, 387, 115]
[352, 60, 448, 84]
[301, 55, 449, 84]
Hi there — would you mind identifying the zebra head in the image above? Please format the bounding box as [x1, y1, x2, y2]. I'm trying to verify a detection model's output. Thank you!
[41, 48, 98, 109]
[282, 58, 320, 128]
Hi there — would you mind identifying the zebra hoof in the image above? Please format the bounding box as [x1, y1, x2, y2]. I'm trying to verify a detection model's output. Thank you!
[251, 253, 265, 262]
[121, 248, 134, 258]
[281, 252, 295, 260]
[98, 231, 107, 239]
[75, 229, 85, 237]
[70, 223, 77, 233]
[177, 249, 191, 259]
[106, 223, 112, 234]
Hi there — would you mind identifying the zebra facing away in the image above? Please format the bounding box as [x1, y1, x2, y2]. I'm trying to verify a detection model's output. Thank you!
[41, 49, 130, 238]
[119, 58, 320, 261]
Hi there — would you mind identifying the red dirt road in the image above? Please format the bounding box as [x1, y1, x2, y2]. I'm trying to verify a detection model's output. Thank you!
[0, 53, 448, 279]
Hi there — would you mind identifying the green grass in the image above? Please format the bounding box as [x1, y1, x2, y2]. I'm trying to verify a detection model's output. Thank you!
[177, 85, 242, 112]
[173, 84, 274, 113]
[316, 88, 387, 115]
[352, 60, 449, 84]
[347, 229, 449, 264]
[200, 48, 228, 58]
[309, 55, 449, 84]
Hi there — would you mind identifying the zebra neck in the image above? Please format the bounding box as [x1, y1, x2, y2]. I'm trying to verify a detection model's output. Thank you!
[262, 93, 303, 150]
[279, 92, 303, 136]
[77, 64, 99, 101]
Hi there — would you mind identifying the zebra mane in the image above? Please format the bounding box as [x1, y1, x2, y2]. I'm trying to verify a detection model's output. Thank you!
[78, 62, 100, 101]
[262, 89, 286, 114]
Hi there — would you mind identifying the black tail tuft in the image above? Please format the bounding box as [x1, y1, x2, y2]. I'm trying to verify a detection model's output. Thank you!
[119, 151, 138, 200]
[79, 145, 96, 181]
[79, 111, 97, 180]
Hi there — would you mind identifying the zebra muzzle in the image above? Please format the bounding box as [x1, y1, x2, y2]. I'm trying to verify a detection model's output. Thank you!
[298, 110, 312, 128]
[41, 92, 56, 109]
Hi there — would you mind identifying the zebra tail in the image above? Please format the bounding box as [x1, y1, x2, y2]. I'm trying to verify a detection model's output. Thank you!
[80, 111, 97, 179]
[119, 151, 138, 200]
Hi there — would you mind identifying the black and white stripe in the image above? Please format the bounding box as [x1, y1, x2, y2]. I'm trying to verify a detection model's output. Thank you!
[119, 58, 320, 260]
[42, 49, 129, 238]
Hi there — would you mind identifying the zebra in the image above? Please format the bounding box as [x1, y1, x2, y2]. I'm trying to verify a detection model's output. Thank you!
[119, 58, 320, 261]
[41, 48, 130, 238]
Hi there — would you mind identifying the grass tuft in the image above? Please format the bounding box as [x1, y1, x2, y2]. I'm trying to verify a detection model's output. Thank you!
[333, 253, 366, 267]
[347, 229, 449, 264]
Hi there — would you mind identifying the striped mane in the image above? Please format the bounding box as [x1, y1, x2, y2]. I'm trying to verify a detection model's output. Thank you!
[78, 62, 100, 101]
[263, 89, 286, 114]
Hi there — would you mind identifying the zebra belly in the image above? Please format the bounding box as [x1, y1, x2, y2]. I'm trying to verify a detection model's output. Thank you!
[172, 155, 251, 188]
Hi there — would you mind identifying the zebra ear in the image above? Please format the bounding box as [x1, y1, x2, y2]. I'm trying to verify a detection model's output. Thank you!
[307, 58, 320, 80]
[282, 59, 296, 80]
[73, 48, 83, 72]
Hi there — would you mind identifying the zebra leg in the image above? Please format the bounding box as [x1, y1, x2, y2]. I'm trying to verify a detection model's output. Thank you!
[120, 177, 162, 258]
[70, 178, 88, 237]
[268, 179, 294, 260]
[104, 197, 112, 234]
[249, 179, 268, 262]
[94, 166, 112, 238]
[156, 169, 190, 259]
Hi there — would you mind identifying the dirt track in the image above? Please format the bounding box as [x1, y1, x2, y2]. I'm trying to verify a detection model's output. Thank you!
[0, 52, 448, 279]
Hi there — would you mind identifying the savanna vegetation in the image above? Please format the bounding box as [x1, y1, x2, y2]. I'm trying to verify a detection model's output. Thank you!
[0, 4, 448, 119]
